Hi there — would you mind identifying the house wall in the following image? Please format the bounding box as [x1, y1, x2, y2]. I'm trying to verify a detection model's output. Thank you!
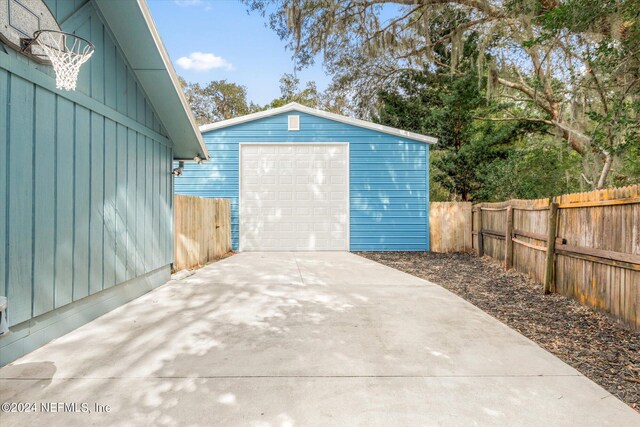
[175, 112, 430, 251]
[0, 0, 174, 340]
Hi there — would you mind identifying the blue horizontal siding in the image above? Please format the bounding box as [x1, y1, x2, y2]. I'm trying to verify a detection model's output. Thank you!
[354, 201, 427, 207]
[175, 111, 430, 251]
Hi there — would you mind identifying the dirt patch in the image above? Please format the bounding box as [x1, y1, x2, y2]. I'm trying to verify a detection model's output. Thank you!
[356, 251, 640, 413]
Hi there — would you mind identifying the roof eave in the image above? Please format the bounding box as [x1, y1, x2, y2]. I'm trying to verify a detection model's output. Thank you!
[93, 0, 210, 160]
[199, 102, 438, 145]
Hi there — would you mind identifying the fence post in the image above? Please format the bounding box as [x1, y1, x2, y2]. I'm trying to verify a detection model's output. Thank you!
[477, 206, 484, 257]
[544, 200, 559, 294]
[504, 205, 514, 269]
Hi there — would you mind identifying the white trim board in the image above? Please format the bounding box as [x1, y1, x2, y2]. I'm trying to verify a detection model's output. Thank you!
[201, 102, 438, 145]
[238, 142, 350, 252]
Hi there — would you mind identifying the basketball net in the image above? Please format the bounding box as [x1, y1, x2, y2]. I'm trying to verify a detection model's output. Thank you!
[34, 30, 95, 91]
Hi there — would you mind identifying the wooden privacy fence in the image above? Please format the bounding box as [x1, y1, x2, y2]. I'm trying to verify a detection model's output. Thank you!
[430, 202, 473, 252]
[472, 185, 640, 330]
[174, 195, 231, 271]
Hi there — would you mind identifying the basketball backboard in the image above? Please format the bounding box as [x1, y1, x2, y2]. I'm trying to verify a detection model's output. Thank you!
[0, 0, 60, 62]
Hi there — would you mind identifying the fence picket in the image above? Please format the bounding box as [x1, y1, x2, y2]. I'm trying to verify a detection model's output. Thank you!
[458, 185, 639, 329]
[173, 195, 231, 271]
[429, 202, 473, 252]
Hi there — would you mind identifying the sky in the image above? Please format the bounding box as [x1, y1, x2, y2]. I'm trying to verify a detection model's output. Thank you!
[147, 0, 332, 106]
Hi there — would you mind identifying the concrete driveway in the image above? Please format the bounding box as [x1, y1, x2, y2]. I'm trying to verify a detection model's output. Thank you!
[1, 252, 638, 426]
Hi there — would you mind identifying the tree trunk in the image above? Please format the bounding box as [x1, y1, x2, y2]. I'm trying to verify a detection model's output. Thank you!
[595, 150, 613, 189]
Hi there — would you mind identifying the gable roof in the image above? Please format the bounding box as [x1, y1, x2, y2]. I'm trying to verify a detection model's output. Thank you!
[94, 0, 209, 160]
[199, 102, 438, 144]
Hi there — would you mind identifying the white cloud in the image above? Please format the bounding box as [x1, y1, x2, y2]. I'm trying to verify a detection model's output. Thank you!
[176, 52, 233, 71]
[174, 0, 203, 6]
[174, 0, 214, 12]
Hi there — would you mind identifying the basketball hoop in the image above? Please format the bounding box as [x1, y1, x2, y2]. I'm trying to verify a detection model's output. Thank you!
[22, 30, 95, 91]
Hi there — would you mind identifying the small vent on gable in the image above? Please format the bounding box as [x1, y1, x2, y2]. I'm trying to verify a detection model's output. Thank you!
[288, 115, 300, 131]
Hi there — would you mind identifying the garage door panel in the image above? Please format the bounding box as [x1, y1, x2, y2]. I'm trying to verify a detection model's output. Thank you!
[331, 222, 347, 231]
[242, 166, 261, 176]
[244, 183, 296, 196]
[240, 143, 349, 251]
[242, 215, 344, 224]
[278, 146, 293, 154]
[279, 175, 294, 184]
[245, 193, 293, 204]
[294, 191, 311, 201]
[257, 146, 276, 154]
[242, 191, 277, 201]
[257, 176, 276, 185]
[313, 207, 329, 217]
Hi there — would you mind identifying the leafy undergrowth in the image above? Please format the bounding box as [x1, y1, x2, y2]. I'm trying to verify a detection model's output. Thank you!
[357, 251, 640, 413]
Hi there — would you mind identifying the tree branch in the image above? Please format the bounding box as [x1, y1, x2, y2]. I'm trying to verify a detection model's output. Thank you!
[581, 173, 594, 187]
[496, 76, 554, 116]
[364, 0, 502, 16]
[473, 116, 554, 125]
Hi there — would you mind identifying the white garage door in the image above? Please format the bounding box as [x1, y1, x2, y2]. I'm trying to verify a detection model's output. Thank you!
[240, 143, 349, 251]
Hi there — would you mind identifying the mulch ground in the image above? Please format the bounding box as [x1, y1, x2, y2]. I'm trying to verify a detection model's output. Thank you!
[356, 251, 640, 413]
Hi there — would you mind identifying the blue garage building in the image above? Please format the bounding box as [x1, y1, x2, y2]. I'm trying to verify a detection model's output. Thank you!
[175, 103, 436, 252]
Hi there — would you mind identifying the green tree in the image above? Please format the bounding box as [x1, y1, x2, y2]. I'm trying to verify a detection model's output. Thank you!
[179, 77, 260, 124]
[376, 69, 485, 201]
[267, 73, 351, 113]
[475, 138, 583, 201]
[245, 0, 640, 188]
[374, 28, 540, 201]
[268, 73, 321, 108]
[378, 68, 584, 201]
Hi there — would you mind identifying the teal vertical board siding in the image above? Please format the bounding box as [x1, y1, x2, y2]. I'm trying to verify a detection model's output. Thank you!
[127, 73, 136, 120]
[33, 87, 56, 316]
[168, 148, 174, 260]
[7, 76, 34, 325]
[160, 145, 169, 266]
[153, 112, 160, 134]
[103, 119, 116, 289]
[90, 112, 104, 294]
[115, 124, 128, 285]
[154, 144, 161, 269]
[90, 11, 104, 103]
[55, 98, 74, 308]
[73, 105, 90, 300]
[103, 34, 116, 109]
[51, 0, 76, 24]
[145, 138, 154, 270]
[136, 133, 146, 272]
[147, 141, 160, 268]
[0, 70, 7, 307]
[74, 18, 91, 95]
[115, 54, 127, 114]
[126, 128, 137, 279]
[145, 99, 154, 130]
[136, 86, 145, 125]
[175, 112, 430, 251]
[1, 1, 175, 328]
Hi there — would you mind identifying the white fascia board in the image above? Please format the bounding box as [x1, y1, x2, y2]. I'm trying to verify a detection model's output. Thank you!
[199, 102, 438, 144]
